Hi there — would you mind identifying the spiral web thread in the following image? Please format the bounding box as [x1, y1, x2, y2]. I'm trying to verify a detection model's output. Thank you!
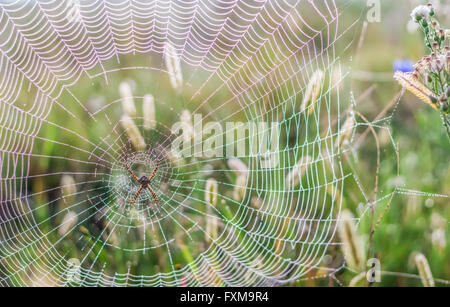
[0, 0, 409, 286]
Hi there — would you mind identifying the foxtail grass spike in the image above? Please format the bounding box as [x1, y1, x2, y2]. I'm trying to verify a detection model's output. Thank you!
[119, 81, 137, 116]
[415, 253, 435, 287]
[285, 155, 312, 189]
[121, 114, 146, 150]
[164, 42, 183, 93]
[338, 210, 365, 271]
[58, 211, 78, 237]
[227, 158, 249, 178]
[301, 69, 324, 114]
[143, 94, 156, 130]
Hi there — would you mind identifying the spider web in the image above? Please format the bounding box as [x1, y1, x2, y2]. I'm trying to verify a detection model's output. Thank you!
[0, 0, 390, 287]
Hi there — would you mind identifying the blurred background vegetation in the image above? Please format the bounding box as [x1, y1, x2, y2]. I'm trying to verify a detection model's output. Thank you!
[0, 0, 448, 287]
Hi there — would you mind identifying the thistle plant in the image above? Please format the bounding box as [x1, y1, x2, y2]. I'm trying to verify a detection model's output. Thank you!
[394, 3, 450, 139]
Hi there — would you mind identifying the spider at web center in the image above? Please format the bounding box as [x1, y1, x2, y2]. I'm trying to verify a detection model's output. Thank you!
[125, 159, 160, 207]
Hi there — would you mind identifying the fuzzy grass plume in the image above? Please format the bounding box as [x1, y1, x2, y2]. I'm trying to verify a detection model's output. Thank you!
[285, 155, 312, 189]
[164, 42, 183, 93]
[336, 114, 355, 149]
[414, 253, 435, 287]
[338, 210, 366, 271]
[58, 211, 78, 237]
[121, 114, 146, 150]
[393, 72, 437, 109]
[143, 94, 156, 130]
[205, 178, 219, 242]
[119, 81, 137, 116]
[301, 69, 324, 114]
[227, 158, 249, 178]
[60, 175, 76, 208]
[233, 175, 247, 201]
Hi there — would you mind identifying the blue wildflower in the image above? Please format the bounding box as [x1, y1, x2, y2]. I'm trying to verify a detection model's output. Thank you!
[393, 59, 414, 73]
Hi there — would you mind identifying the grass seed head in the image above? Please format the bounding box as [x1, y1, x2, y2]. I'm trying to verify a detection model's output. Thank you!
[338, 209, 365, 271]
[415, 253, 435, 287]
[227, 158, 249, 178]
[233, 175, 247, 201]
[121, 114, 146, 150]
[205, 178, 218, 206]
[119, 81, 137, 116]
[58, 211, 78, 237]
[394, 72, 438, 109]
[180, 109, 194, 141]
[60, 175, 76, 207]
[143, 94, 156, 130]
[285, 155, 312, 189]
[301, 69, 324, 114]
[164, 42, 183, 93]
[336, 114, 355, 148]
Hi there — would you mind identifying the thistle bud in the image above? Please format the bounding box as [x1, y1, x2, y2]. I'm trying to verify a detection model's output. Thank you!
[427, 4, 435, 16]
[431, 21, 439, 29]
[411, 5, 431, 21]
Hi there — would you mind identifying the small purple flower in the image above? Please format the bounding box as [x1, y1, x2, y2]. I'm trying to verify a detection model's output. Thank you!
[393, 60, 414, 73]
